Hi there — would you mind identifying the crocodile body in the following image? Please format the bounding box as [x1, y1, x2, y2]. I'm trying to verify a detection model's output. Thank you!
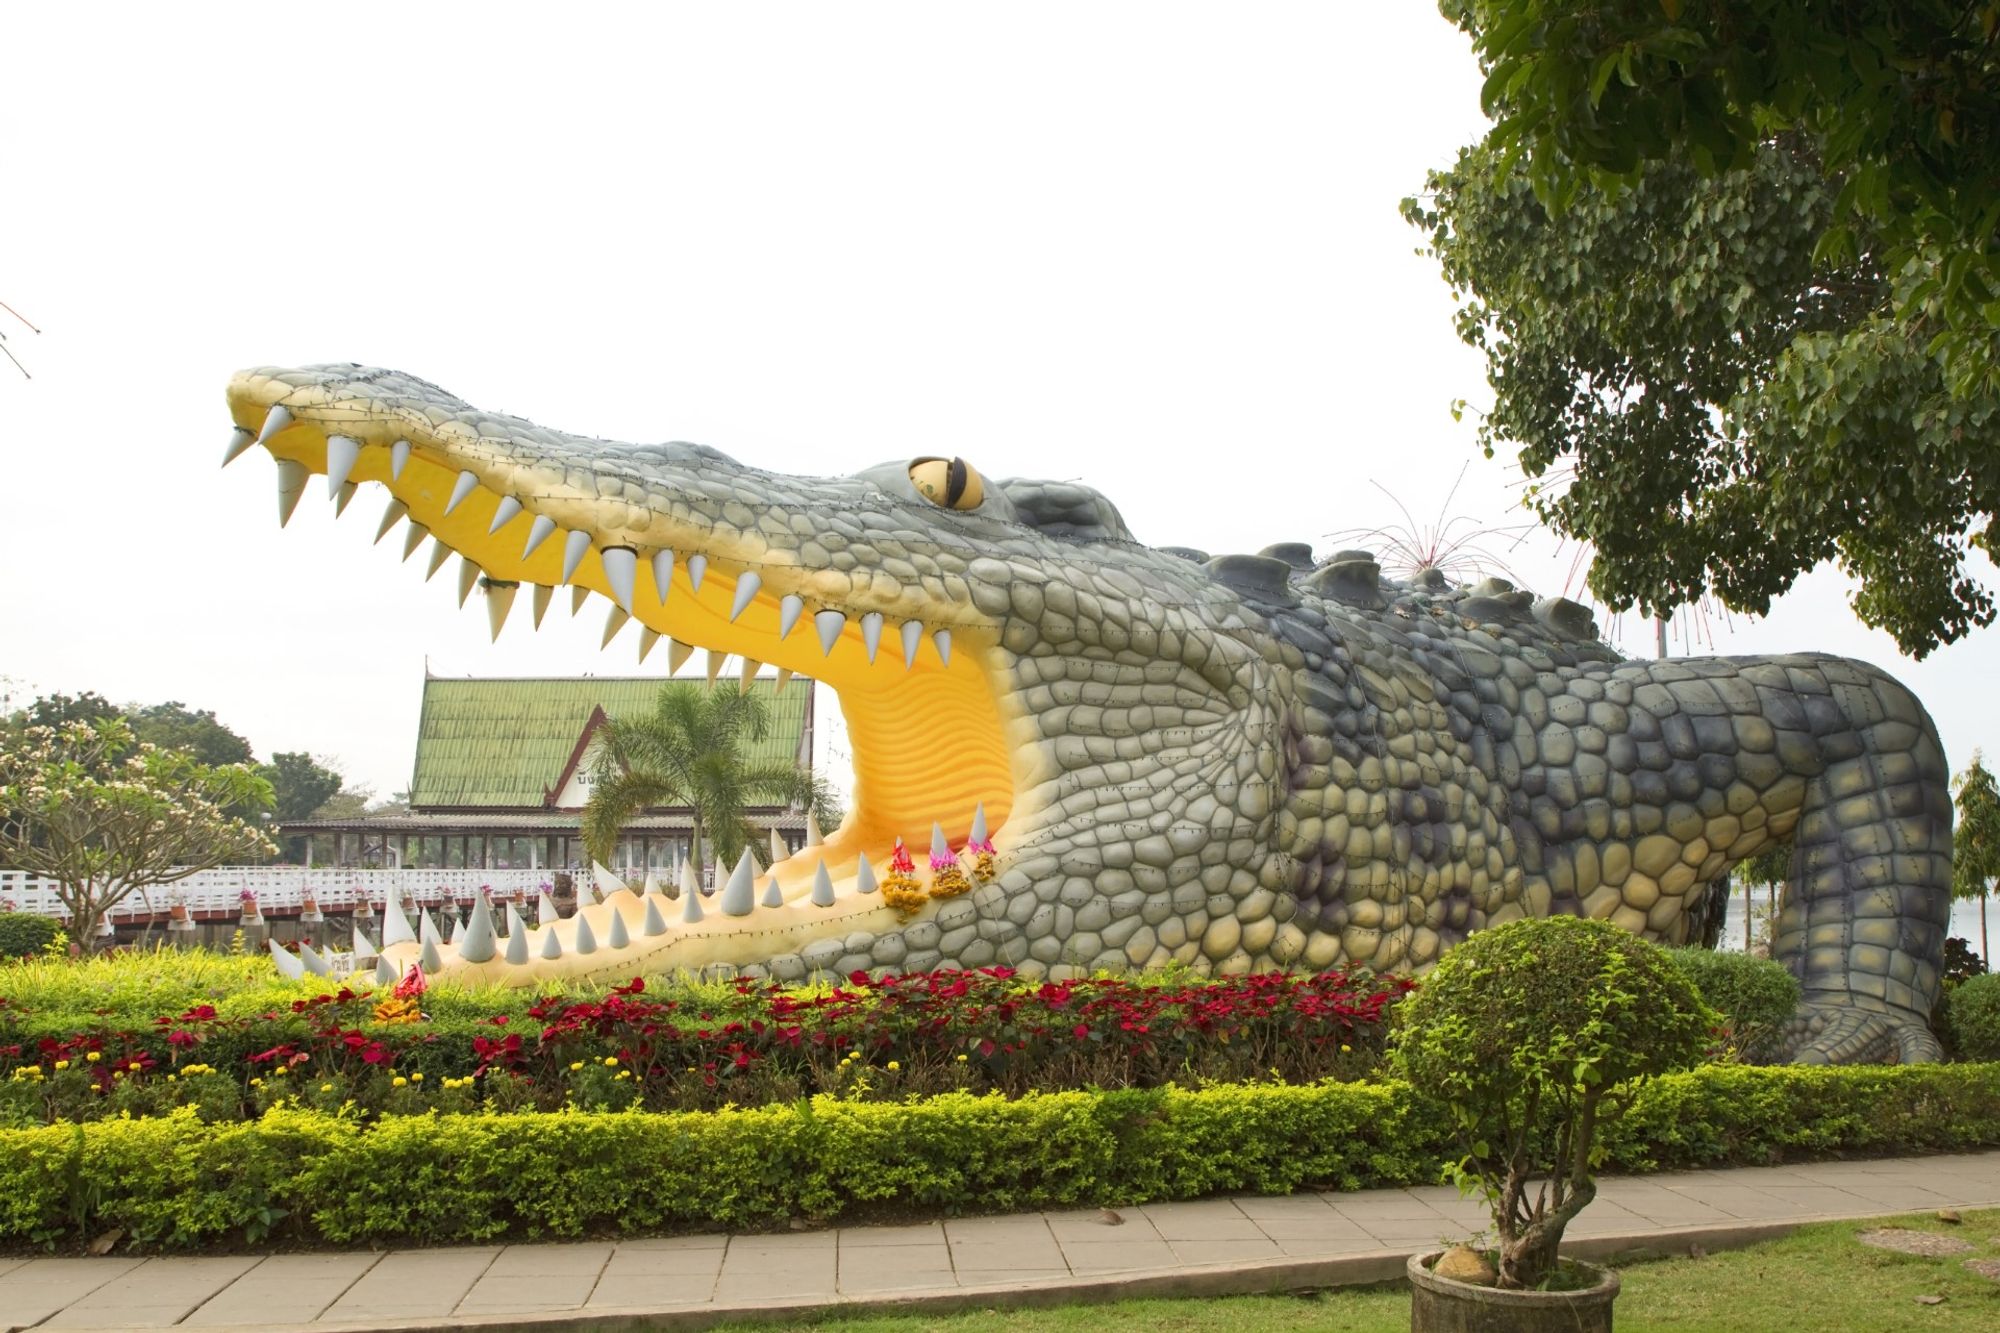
[224, 364, 1953, 1063]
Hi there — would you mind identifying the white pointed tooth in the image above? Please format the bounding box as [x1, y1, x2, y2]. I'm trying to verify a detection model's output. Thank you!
[901, 619, 923, 668]
[506, 901, 530, 937]
[486, 581, 518, 641]
[929, 821, 951, 863]
[592, 862, 627, 898]
[425, 540, 452, 581]
[446, 912, 462, 945]
[970, 802, 989, 843]
[382, 898, 416, 947]
[811, 860, 836, 907]
[645, 869, 668, 898]
[571, 585, 591, 616]
[855, 858, 878, 893]
[720, 849, 757, 916]
[352, 923, 378, 959]
[457, 557, 480, 607]
[540, 927, 563, 960]
[375, 956, 398, 986]
[420, 909, 442, 948]
[705, 649, 729, 684]
[773, 668, 793, 694]
[933, 629, 952, 665]
[681, 872, 706, 922]
[606, 909, 630, 949]
[390, 438, 411, 480]
[522, 513, 557, 559]
[642, 897, 669, 937]
[300, 942, 331, 977]
[537, 889, 561, 926]
[222, 426, 257, 467]
[458, 894, 497, 963]
[402, 523, 430, 562]
[562, 530, 593, 583]
[771, 828, 787, 863]
[761, 875, 785, 909]
[679, 858, 699, 900]
[334, 481, 358, 516]
[806, 811, 823, 846]
[601, 546, 637, 611]
[275, 458, 307, 527]
[532, 584, 554, 628]
[815, 610, 847, 655]
[505, 917, 530, 965]
[445, 469, 480, 515]
[638, 627, 660, 663]
[375, 498, 409, 544]
[729, 571, 762, 621]
[739, 657, 761, 692]
[861, 612, 884, 663]
[487, 495, 523, 534]
[268, 938, 305, 980]
[602, 606, 630, 647]
[572, 912, 598, 955]
[778, 594, 804, 638]
[420, 939, 443, 974]
[651, 550, 675, 604]
[667, 639, 694, 672]
[256, 404, 293, 445]
[686, 553, 707, 591]
[324, 435, 362, 496]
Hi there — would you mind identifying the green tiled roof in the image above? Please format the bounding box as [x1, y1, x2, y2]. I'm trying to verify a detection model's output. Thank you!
[409, 676, 811, 809]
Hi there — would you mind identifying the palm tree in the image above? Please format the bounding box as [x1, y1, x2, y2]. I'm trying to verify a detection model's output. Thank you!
[1954, 753, 2000, 966]
[580, 682, 839, 875]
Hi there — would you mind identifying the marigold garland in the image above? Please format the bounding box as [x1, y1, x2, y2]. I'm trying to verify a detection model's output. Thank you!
[929, 850, 972, 900]
[967, 834, 996, 882]
[881, 837, 927, 916]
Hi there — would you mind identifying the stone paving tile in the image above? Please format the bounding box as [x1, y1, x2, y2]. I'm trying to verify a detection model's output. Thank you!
[1044, 1207, 1164, 1242]
[487, 1241, 613, 1277]
[946, 1215, 1063, 1272]
[1818, 1182, 1961, 1210]
[1140, 1201, 1265, 1242]
[714, 1240, 838, 1302]
[319, 1247, 500, 1321]
[0, 1259, 22, 1279]
[456, 1272, 601, 1315]
[1063, 1238, 1180, 1274]
[839, 1221, 948, 1247]
[179, 1257, 381, 1327]
[602, 1242, 731, 1278]
[1659, 1186, 1817, 1220]
[1249, 1214, 1377, 1243]
[34, 1255, 260, 1325]
[1231, 1193, 1344, 1220]
[586, 1273, 719, 1308]
[614, 1232, 730, 1251]
[1328, 1191, 1454, 1222]
[837, 1245, 957, 1294]
[1167, 1237, 1285, 1266]
[40, 1302, 201, 1328]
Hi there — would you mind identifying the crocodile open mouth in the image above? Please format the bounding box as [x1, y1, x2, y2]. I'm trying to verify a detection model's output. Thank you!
[225, 368, 1018, 981]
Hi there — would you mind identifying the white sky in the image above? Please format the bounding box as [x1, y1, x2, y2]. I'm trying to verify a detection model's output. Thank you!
[2, 3, 1994, 801]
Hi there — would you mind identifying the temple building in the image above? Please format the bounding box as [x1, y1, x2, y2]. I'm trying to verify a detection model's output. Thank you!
[282, 674, 817, 878]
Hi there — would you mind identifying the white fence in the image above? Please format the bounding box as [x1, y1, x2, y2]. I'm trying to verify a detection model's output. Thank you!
[0, 867, 558, 921]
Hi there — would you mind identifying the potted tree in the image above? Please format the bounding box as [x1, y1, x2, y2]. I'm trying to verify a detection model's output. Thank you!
[1391, 916, 1712, 1332]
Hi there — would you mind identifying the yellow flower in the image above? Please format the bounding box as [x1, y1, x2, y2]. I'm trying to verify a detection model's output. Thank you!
[250, 1077, 263, 1087]
[411, 1071, 423, 1082]
[167, 1074, 177, 1083]
[320, 1083, 333, 1093]
[1340, 1044, 1352, 1053]
[603, 1056, 619, 1067]
[956, 1054, 969, 1063]
[616, 1070, 632, 1080]
[273, 1065, 288, 1076]
[887, 1061, 901, 1071]
[392, 1076, 408, 1088]
[569, 1061, 584, 1072]
[111, 1070, 123, 1081]
[85, 1051, 101, 1064]
[53, 1059, 69, 1071]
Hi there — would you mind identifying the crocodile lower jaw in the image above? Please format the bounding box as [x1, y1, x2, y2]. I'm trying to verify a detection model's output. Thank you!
[226, 372, 1022, 982]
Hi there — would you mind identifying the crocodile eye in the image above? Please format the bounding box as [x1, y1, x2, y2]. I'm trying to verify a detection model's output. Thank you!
[909, 456, 984, 511]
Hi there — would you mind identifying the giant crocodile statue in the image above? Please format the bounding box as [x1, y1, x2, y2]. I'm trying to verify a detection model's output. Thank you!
[222, 364, 1954, 1063]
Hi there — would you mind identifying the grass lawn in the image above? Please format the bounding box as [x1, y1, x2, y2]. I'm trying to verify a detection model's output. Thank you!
[716, 1208, 2000, 1333]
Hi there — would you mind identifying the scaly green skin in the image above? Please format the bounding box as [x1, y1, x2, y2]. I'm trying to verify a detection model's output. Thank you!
[227, 365, 1954, 1063]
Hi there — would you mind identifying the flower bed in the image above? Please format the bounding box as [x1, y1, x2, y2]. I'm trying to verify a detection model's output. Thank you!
[0, 966, 1410, 1125]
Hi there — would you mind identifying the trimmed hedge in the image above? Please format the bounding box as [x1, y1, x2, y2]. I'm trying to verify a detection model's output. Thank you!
[1949, 975, 2000, 1061]
[1665, 947, 1801, 1063]
[4, 1062, 1997, 1251]
[0, 915, 61, 960]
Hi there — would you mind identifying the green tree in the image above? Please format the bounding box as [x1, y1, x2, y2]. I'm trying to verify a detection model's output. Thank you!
[11, 691, 120, 731]
[0, 718, 275, 944]
[1439, 1, 2000, 398]
[1954, 752, 2000, 964]
[128, 702, 255, 768]
[260, 752, 345, 862]
[581, 683, 839, 874]
[1733, 842, 1791, 954]
[1405, 129, 2000, 656]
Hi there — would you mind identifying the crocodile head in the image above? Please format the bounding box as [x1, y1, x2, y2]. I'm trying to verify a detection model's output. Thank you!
[226, 364, 1281, 983]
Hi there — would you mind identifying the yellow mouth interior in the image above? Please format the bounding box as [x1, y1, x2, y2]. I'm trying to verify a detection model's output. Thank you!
[239, 405, 1017, 896]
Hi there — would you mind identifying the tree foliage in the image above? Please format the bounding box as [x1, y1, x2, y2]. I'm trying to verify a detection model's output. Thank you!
[1441, 1, 2000, 397]
[0, 719, 276, 943]
[1406, 130, 2000, 655]
[581, 683, 839, 873]
[128, 702, 255, 769]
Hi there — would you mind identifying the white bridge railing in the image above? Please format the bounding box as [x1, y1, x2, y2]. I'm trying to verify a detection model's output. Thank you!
[0, 867, 560, 921]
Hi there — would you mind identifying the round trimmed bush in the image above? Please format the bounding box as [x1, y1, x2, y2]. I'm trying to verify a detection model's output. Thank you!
[1666, 947, 1801, 1063]
[1948, 974, 2000, 1062]
[0, 913, 61, 959]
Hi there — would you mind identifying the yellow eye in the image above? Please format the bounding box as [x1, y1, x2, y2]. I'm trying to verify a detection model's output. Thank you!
[909, 456, 984, 510]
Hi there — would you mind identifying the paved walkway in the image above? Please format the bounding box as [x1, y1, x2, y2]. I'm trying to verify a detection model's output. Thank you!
[5, 1151, 2000, 1332]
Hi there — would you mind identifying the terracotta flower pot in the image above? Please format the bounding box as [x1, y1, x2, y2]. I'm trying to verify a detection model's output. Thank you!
[1407, 1251, 1618, 1333]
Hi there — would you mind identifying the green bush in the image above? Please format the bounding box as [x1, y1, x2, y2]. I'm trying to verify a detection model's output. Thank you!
[2, 1065, 1996, 1250]
[0, 914, 62, 959]
[1666, 947, 1802, 1063]
[1948, 975, 2000, 1061]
